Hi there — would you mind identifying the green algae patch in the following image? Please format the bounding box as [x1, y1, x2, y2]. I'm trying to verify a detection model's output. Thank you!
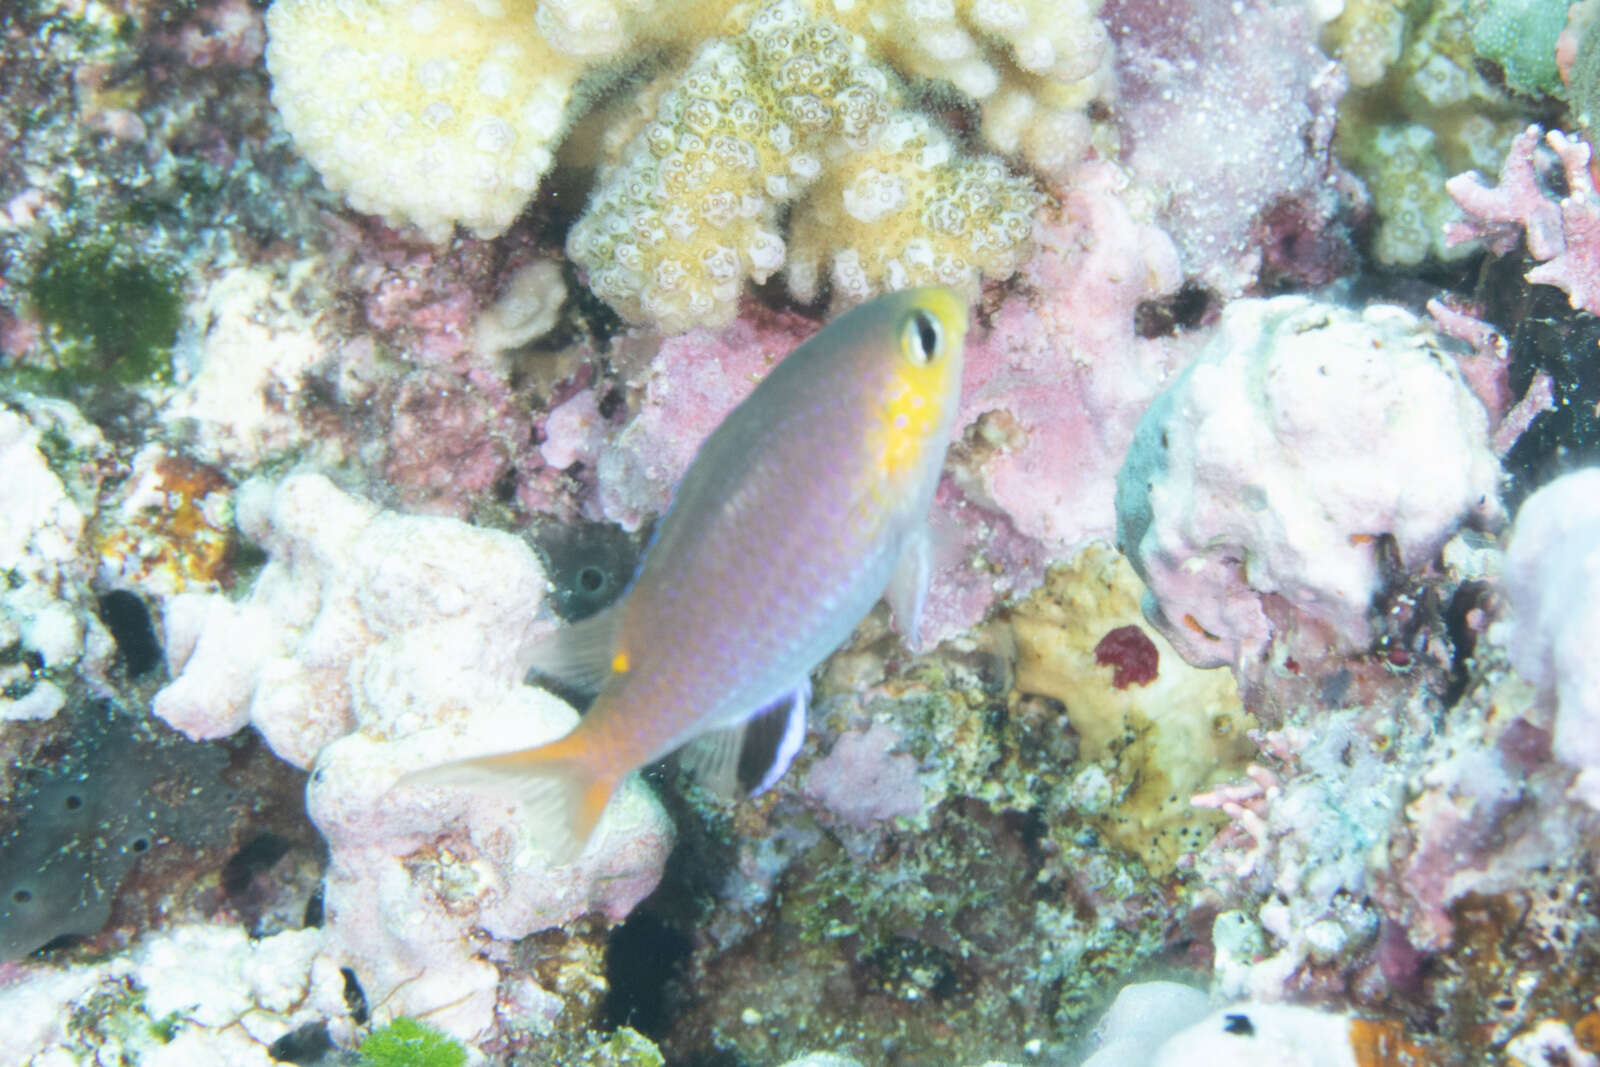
[24, 236, 183, 390]
[358, 1018, 467, 1067]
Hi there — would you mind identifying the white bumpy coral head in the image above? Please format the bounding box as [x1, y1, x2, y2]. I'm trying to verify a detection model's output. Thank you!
[266, 0, 584, 241]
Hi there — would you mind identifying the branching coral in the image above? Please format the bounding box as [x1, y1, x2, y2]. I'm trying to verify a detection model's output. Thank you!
[1326, 0, 1541, 265]
[266, 0, 1094, 330]
[1446, 125, 1600, 316]
[567, 0, 1043, 330]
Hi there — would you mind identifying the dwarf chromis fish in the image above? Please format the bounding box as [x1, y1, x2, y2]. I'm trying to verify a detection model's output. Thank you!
[406, 287, 968, 855]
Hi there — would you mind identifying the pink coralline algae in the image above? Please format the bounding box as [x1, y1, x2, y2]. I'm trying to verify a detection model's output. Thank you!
[801, 723, 926, 833]
[1104, 0, 1351, 294]
[384, 375, 528, 517]
[1447, 125, 1600, 316]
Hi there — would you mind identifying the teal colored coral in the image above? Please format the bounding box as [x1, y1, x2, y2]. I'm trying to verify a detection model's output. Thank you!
[1469, 0, 1570, 98]
[358, 1018, 467, 1067]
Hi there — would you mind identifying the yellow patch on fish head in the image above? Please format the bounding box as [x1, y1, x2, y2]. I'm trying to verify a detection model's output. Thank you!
[874, 288, 968, 480]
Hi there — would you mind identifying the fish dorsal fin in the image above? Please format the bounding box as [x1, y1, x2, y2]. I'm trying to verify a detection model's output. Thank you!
[525, 605, 622, 695]
[678, 681, 810, 798]
[887, 524, 931, 651]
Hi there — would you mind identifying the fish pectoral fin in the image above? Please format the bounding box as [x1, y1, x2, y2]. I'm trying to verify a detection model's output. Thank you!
[525, 604, 623, 695]
[398, 745, 616, 863]
[887, 523, 931, 651]
[678, 680, 810, 799]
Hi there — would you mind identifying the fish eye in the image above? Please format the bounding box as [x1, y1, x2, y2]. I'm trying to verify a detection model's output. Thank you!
[900, 308, 943, 367]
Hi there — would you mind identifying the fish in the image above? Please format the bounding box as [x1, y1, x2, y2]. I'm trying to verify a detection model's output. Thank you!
[404, 286, 969, 856]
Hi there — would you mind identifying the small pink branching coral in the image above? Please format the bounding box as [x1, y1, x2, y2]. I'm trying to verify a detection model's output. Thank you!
[1446, 125, 1600, 315]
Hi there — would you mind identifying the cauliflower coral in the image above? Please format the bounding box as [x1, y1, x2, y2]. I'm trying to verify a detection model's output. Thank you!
[264, 0, 1107, 330]
[568, 0, 1043, 330]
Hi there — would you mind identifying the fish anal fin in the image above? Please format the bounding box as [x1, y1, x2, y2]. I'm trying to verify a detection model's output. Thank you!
[678, 724, 744, 799]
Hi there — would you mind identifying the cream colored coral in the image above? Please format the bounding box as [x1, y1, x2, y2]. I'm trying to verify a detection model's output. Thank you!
[266, 0, 584, 241]
[1322, 0, 1406, 88]
[567, 0, 897, 331]
[569, 0, 1044, 331]
[841, 0, 1110, 177]
[786, 112, 1040, 304]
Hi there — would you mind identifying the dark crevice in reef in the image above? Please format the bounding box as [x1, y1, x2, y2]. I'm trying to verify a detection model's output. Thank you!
[95, 590, 162, 679]
[599, 912, 695, 1040]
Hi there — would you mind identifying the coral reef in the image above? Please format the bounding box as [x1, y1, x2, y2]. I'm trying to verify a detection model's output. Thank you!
[5, 0, 1600, 1061]
[1325, 0, 1546, 266]
[265, 0, 586, 242]
[266, 0, 1099, 331]
[0, 399, 112, 723]
[1447, 125, 1600, 317]
[1008, 544, 1255, 873]
[0, 922, 346, 1065]
[1105, 0, 1350, 294]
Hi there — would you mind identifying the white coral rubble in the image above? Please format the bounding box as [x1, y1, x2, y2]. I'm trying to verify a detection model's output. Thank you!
[0, 400, 112, 723]
[152, 472, 672, 1040]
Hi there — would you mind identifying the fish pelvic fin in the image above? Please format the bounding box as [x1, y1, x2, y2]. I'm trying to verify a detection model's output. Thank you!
[399, 732, 620, 863]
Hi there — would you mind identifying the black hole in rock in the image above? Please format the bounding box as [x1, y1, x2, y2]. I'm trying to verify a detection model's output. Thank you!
[600, 912, 692, 1038]
[597, 387, 625, 420]
[303, 885, 324, 928]
[131, 838, 149, 852]
[13, 889, 32, 904]
[64, 794, 82, 810]
[96, 590, 162, 678]
[267, 1021, 333, 1064]
[223, 832, 292, 898]
[577, 566, 606, 592]
[341, 967, 369, 1025]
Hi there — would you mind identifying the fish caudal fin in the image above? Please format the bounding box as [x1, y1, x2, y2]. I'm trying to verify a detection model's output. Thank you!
[399, 737, 619, 862]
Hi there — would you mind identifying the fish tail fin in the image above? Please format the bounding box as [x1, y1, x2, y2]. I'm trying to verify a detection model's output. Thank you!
[399, 731, 620, 862]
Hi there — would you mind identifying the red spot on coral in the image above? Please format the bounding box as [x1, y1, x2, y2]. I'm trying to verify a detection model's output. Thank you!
[1094, 625, 1160, 689]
